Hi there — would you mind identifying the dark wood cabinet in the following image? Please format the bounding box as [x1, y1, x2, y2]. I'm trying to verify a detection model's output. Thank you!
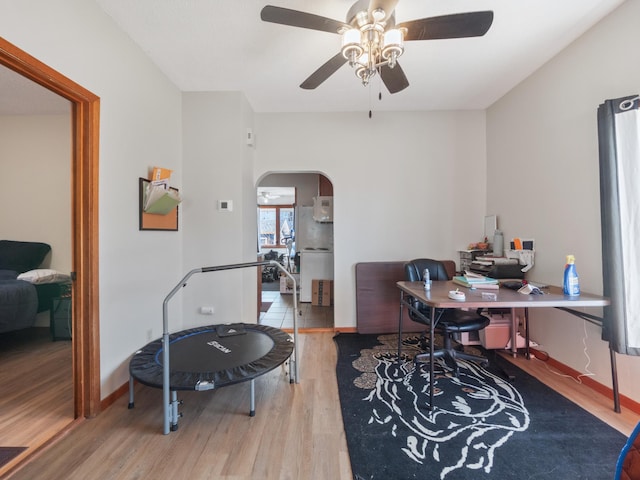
[318, 174, 333, 196]
[355, 262, 417, 334]
[355, 260, 456, 334]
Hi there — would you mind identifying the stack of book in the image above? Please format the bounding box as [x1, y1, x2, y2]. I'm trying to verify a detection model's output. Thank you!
[452, 271, 500, 289]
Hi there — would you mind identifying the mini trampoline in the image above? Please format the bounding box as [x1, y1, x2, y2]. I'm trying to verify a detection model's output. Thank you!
[128, 261, 299, 434]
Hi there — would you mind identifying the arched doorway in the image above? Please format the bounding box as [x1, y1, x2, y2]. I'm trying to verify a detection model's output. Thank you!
[257, 172, 334, 331]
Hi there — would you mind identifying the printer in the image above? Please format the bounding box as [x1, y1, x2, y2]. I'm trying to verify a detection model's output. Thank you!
[468, 257, 525, 279]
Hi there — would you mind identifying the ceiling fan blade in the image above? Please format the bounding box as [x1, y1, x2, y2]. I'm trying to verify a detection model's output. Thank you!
[397, 11, 494, 41]
[368, 0, 399, 22]
[300, 53, 348, 90]
[379, 63, 409, 94]
[260, 5, 349, 34]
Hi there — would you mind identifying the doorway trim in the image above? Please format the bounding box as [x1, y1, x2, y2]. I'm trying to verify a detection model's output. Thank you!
[0, 38, 101, 417]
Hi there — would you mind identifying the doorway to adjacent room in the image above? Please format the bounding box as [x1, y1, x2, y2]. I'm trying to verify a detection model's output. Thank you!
[257, 172, 334, 330]
[0, 37, 100, 474]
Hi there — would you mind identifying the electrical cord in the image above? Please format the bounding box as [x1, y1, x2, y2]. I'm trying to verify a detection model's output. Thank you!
[532, 319, 595, 385]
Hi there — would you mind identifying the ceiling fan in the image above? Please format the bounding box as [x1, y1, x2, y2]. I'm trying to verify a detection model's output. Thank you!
[258, 190, 283, 204]
[260, 0, 493, 94]
[259, 191, 281, 200]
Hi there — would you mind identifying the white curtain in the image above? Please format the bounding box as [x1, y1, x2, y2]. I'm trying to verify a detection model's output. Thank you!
[598, 94, 640, 355]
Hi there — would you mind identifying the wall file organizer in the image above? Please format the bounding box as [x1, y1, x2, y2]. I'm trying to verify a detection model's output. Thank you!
[139, 177, 179, 231]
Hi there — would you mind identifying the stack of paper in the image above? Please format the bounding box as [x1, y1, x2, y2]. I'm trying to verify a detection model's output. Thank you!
[144, 184, 181, 214]
[452, 273, 500, 289]
[144, 167, 181, 215]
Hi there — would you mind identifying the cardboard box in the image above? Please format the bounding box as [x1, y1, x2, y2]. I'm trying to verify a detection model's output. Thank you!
[479, 325, 511, 349]
[455, 331, 481, 346]
[479, 313, 512, 349]
[312, 279, 333, 306]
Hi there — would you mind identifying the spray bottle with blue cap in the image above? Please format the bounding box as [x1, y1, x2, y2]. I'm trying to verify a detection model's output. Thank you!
[563, 255, 580, 296]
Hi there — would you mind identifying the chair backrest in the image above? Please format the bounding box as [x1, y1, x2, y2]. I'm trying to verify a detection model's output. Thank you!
[404, 259, 450, 283]
[404, 259, 450, 323]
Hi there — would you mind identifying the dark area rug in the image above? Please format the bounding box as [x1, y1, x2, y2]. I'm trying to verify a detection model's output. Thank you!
[0, 447, 27, 468]
[334, 333, 627, 480]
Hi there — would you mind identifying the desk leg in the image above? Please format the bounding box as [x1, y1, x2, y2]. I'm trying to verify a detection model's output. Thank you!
[524, 308, 531, 360]
[429, 306, 435, 411]
[397, 291, 404, 360]
[510, 308, 518, 357]
[610, 347, 621, 413]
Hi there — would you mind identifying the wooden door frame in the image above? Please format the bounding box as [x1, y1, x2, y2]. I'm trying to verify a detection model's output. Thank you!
[0, 38, 100, 417]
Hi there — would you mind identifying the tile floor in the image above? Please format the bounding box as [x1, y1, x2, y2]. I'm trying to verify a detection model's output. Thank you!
[259, 290, 334, 330]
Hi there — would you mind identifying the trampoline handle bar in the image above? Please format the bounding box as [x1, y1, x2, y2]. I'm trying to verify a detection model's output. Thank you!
[162, 261, 273, 337]
[269, 261, 300, 384]
[160, 260, 297, 435]
[201, 261, 271, 273]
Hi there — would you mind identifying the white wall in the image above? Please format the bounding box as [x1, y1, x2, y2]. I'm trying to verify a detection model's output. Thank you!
[0, 114, 72, 327]
[181, 92, 258, 329]
[0, 114, 72, 271]
[487, 0, 640, 400]
[0, 0, 183, 396]
[255, 111, 487, 329]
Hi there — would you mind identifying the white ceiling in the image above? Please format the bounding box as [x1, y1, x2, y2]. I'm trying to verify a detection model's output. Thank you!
[1, 1, 625, 115]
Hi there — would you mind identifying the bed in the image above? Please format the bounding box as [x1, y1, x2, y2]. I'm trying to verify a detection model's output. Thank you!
[0, 240, 70, 334]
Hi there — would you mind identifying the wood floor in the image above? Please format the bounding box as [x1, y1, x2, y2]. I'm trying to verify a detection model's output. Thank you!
[0, 328, 74, 476]
[2, 331, 639, 479]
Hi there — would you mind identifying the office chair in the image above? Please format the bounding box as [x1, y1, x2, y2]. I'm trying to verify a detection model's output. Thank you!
[404, 258, 490, 376]
[615, 421, 640, 480]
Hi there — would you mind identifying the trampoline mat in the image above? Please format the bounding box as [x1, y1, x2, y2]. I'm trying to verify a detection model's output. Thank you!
[129, 323, 294, 391]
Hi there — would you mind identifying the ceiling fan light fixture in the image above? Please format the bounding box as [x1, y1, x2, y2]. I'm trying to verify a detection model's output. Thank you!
[341, 10, 403, 85]
[382, 28, 404, 67]
[355, 53, 374, 85]
[355, 66, 370, 85]
[371, 8, 386, 23]
[358, 51, 370, 67]
[341, 28, 364, 64]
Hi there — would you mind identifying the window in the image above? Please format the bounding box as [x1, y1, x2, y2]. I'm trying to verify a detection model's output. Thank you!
[259, 205, 294, 248]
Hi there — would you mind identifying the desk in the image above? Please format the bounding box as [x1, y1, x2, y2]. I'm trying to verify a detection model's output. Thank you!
[396, 281, 617, 412]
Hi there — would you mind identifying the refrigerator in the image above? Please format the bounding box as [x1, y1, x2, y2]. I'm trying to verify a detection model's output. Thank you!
[296, 206, 334, 302]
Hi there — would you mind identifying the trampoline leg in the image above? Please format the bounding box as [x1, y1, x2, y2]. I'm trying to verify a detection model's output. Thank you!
[289, 358, 296, 384]
[249, 379, 255, 417]
[128, 376, 135, 409]
[170, 390, 179, 431]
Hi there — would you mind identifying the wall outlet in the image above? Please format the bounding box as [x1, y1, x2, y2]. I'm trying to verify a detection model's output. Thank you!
[147, 329, 153, 340]
[200, 306, 215, 315]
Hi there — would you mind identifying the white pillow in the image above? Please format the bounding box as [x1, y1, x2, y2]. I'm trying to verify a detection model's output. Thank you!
[17, 269, 71, 284]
